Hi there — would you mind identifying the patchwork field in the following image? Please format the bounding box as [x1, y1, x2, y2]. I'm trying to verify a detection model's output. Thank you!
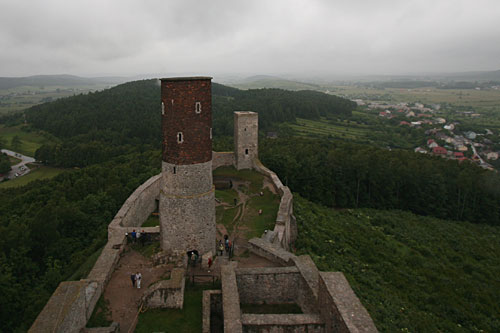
[0, 124, 57, 156]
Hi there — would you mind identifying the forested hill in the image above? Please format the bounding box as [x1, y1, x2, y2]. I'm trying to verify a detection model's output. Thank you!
[12, 79, 355, 167]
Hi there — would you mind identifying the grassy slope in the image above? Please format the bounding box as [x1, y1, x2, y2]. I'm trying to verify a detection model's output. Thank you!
[0, 165, 65, 188]
[0, 124, 56, 156]
[294, 195, 500, 332]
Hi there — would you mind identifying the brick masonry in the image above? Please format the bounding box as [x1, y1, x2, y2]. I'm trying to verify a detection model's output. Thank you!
[161, 77, 212, 165]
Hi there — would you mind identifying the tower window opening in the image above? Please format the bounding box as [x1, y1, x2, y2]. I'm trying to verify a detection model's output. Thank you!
[161, 102, 165, 115]
[177, 132, 183, 143]
[244, 127, 247, 131]
[173, 166, 176, 174]
[210, 127, 212, 139]
[245, 148, 249, 155]
[195, 102, 202, 113]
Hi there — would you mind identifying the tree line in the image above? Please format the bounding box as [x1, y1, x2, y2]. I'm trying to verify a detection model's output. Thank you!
[260, 137, 500, 225]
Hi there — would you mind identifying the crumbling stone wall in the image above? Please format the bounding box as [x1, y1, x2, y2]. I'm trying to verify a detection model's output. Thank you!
[202, 290, 223, 333]
[212, 151, 235, 169]
[241, 314, 324, 333]
[141, 268, 185, 309]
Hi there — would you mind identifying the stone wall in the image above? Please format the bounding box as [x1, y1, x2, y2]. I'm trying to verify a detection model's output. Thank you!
[234, 111, 258, 170]
[252, 159, 297, 250]
[318, 272, 378, 333]
[202, 290, 223, 333]
[30, 174, 163, 333]
[241, 314, 324, 333]
[212, 151, 235, 169]
[221, 263, 243, 333]
[141, 268, 185, 309]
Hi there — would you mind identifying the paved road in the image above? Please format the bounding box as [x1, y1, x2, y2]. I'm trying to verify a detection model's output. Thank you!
[0, 149, 36, 180]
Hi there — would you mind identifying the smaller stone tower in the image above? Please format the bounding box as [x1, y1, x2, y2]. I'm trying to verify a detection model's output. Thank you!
[234, 111, 258, 170]
[159, 77, 216, 256]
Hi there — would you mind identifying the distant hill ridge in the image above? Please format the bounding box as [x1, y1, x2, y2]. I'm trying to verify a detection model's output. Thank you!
[0, 74, 127, 90]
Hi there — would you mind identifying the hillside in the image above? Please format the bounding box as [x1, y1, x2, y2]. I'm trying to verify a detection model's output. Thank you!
[0, 74, 125, 90]
[294, 195, 500, 332]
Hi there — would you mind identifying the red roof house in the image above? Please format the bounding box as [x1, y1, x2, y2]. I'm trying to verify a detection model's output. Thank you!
[432, 146, 447, 155]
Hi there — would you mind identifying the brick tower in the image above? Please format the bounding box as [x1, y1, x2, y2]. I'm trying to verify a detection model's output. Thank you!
[159, 77, 215, 255]
[234, 111, 258, 170]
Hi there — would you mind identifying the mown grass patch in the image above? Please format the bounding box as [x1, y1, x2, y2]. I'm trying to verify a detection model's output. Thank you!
[216, 205, 240, 234]
[244, 188, 280, 239]
[0, 165, 65, 188]
[135, 284, 215, 333]
[215, 188, 238, 204]
[0, 124, 57, 156]
[8, 156, 22, 166]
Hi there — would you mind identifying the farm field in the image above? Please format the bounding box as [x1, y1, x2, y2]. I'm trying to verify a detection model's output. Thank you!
[327, 85, 500, 108]
[288, 117, 376, 141]
[0, 124, 57, 156]
[0, 84, 110, 114]
[0, 165, 65, 189]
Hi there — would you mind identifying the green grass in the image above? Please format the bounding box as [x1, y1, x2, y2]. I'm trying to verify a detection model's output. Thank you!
[142, 214, 159, 227]
[240, 303, 303, 314]
[0, 124, 57, 156]
[129, 241, 161, 258]
[215, 188, 239, 204]
[216, 205, 240, 234]
[288, 117, 373, 141]
[213, 166, 264, 192]
[0, 165, 65, 188]
[135, 284, 215, 333]
[244, 188, 280, 238]
[86, 295, 112, 328]
[294, 195, 500, 332]
[8, 156, 22, 166]
[68, 246, 104, 281]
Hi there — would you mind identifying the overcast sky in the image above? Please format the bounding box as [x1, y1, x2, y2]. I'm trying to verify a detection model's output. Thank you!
[1, 0, 499, 78]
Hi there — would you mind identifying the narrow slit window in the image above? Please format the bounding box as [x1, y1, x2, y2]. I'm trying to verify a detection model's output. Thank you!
[210, 128, 212, 139]
[161, 102, 165, 115]
[173, 166, 176, 174]
[195, 102, 202, 113]
[245, 148, 249, 155]
[177, 132, 183, 143]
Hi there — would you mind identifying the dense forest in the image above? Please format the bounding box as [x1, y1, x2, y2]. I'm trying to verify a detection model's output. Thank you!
[0, 80, 499, 331]
[260, 137, 500, 225]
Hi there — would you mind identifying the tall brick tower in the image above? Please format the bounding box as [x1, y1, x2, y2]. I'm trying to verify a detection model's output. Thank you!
[159, 77, 215, 255]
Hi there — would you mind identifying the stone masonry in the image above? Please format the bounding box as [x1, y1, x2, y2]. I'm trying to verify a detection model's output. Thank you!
[234, 111, 258, 170]
[160, 77, 216, 255]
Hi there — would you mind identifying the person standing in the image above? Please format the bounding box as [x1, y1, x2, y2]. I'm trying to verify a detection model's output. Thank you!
[131, 230, 137, 243]
[136, 272, 142, 289]
[130, 273, 136, 287]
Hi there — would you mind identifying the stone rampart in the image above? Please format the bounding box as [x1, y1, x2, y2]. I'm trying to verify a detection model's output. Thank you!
[253, 158, 297, 250]
[141, 268, 185, 309]
[221, 263, 243, 333]
[30, 174, 163, 333]
[212, 151, 235, 169]
[318, 272, 378, 333]
[241, 314, 324, 333]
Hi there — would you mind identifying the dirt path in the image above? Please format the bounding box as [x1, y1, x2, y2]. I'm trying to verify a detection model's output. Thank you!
[104, 247, 171, 333]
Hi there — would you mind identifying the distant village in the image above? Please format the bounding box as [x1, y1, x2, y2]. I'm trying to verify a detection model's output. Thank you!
[354, 99, 498, 171]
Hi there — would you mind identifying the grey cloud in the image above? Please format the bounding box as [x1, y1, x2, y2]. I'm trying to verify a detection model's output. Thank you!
[0, 0, 499, 77]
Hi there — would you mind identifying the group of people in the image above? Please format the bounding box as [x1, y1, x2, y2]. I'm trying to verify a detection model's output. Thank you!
[218, 235, 233, 257]
[130, 272, 142, 288]
[127, 229, 149, 246]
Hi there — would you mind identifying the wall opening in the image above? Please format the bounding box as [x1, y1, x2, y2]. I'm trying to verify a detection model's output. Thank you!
[195, 102, 202, 114]
[161, 102, 165, 115]
[210, 128, 212, 139]
[173, 166, 176, 174]
[177, 132, 183, 143]
[245, 149, 249, 155]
